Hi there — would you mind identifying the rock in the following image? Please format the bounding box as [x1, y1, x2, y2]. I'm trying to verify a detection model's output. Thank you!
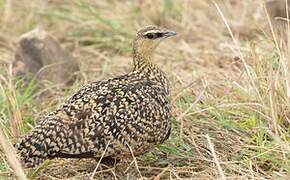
[13, 29, 79, 86]
[266, 0, 290, 38]
[266, 0, 290, 20]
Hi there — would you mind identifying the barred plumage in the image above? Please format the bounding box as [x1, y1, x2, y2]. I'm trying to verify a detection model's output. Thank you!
[17, 26, 176, 168]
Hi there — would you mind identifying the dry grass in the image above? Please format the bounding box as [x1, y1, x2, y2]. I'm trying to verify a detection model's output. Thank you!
[0, 128, 26, 180]
[0, 0, 289, 179]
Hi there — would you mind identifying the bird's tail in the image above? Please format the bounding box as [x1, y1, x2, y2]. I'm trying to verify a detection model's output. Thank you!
[16, 133, 47, 168]
[16, 117, 65, 168]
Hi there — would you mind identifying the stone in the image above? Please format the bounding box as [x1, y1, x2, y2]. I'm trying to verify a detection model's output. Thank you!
[266, 0, 290, 20]
[266, 0, 290, 38]
[13, 29, 79, 86]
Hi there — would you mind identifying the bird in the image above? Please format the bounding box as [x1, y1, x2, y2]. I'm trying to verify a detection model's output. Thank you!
[16, 26, 176, 168]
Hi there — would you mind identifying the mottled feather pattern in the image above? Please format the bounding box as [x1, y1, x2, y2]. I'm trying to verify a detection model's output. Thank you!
[17, 26, 175, 168]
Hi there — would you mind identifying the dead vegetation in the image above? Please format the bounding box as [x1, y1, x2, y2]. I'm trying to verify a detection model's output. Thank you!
[0, 0, 289, 179]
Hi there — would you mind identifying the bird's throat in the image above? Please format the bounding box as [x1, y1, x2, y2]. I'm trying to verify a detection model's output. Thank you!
[132, 50, 154, 71]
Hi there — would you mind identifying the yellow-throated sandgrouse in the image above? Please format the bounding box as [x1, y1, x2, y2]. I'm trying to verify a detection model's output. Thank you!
[17, 26, 176, 168]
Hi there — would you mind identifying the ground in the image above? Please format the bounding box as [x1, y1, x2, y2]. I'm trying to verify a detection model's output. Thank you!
[0, 0, 289, 179]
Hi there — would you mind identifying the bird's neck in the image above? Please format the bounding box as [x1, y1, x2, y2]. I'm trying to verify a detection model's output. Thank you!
[133, 55, 152, 71]
[132, 48, 153, 68]
[132, 48, 155, 72]
[132, 51, 170, 94]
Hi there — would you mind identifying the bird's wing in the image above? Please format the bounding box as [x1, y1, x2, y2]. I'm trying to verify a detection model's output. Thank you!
[58, 79, 171, 157]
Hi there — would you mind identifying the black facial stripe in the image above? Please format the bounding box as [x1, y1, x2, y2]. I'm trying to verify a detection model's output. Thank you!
[145, 32, 163, 39]
[156, 33, 162, 38]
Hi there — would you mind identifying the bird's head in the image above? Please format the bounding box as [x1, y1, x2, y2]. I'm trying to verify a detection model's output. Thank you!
[133, 26, 176, 60]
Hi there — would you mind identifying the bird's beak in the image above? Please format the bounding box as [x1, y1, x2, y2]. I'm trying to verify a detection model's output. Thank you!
[163, 30, 177, 37]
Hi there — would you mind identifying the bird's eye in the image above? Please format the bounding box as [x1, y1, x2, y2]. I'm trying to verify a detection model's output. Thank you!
[146, 33, 155, 39]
